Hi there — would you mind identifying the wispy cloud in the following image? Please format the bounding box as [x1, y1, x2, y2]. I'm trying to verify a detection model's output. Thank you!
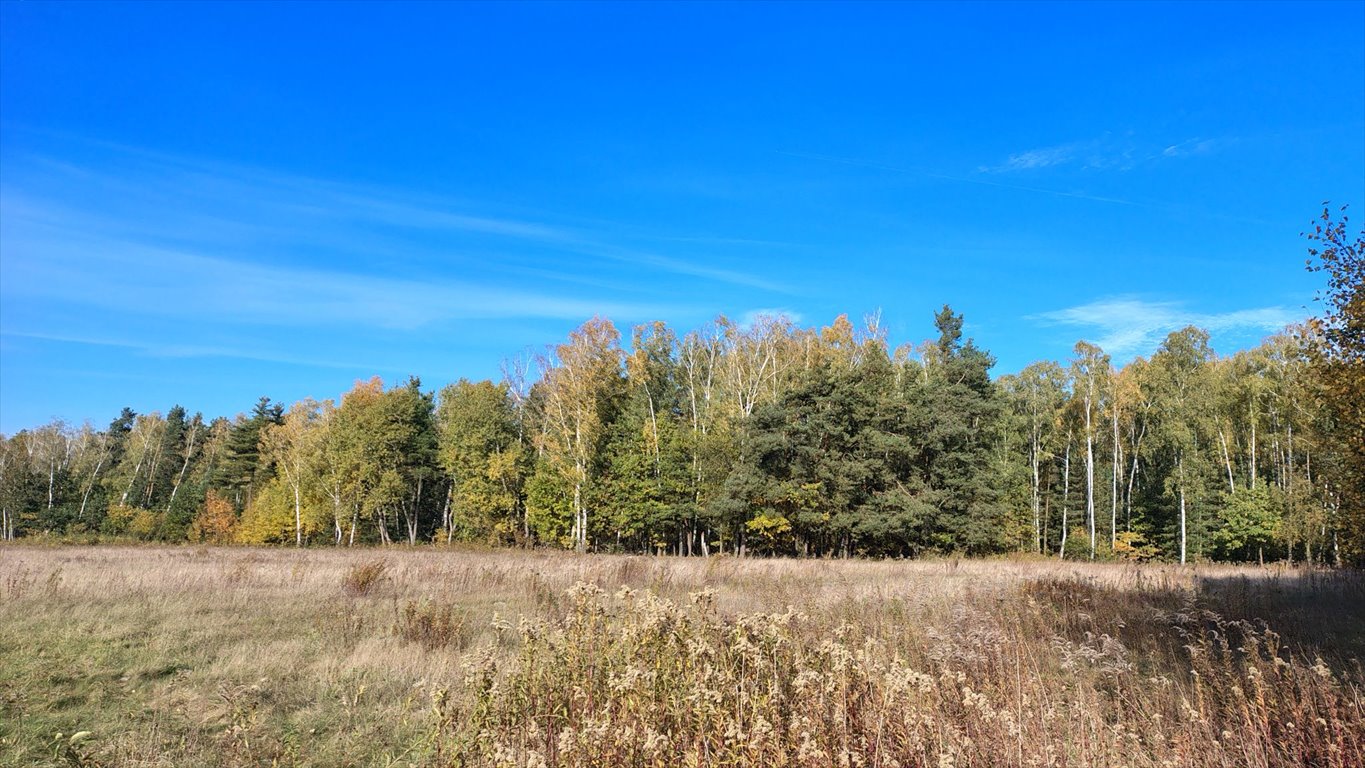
[582, 243, 792, 293]
[1161, 138, 1220, 158]
[0, 220, 676, 330]
[781, 149, 1143, 206]
[740, 308, 802, 327]
[1, 329, 404, 372]
[981, 134, 1222, 174]
[1, 142, 786, 311]
[1031, 297, 1303, 358]
[992, 144, 1078, 172]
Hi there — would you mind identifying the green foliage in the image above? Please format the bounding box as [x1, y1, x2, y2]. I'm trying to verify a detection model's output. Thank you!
[903, 306, 1005, 553]
[524, 463, 573, 547]
[0, 280, 1355, 564]
[215, 397, 284, 511]
[1214, 482, 1281, 561]
[436, 379, 524, 544]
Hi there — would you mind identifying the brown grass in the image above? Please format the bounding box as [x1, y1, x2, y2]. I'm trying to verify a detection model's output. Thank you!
[340, 558, 389, 596]
[0, 545, 1360, 767]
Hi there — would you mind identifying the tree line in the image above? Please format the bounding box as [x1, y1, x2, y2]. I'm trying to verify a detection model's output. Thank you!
[2, 208, 1361, 564]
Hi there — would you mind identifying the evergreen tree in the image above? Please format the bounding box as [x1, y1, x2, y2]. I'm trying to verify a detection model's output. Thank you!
[216, 397, 284, 511]
[903, 306, 1004, 553]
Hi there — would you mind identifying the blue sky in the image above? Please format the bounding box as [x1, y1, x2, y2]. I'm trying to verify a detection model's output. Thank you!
[2, 1, 1362, 433]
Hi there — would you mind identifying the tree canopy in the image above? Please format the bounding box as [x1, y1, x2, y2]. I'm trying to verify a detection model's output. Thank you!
[2, 212, 1359, 564]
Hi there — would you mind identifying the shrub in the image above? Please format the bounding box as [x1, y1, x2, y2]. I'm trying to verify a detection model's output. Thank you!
[437, 579, 1365, 767]
[395, 600, 468, 650]
[341, 559, 388, 596]
[188, 490, 238, 544]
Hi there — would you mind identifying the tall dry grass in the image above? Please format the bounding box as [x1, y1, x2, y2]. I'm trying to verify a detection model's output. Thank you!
[0, 545, 1360, 767]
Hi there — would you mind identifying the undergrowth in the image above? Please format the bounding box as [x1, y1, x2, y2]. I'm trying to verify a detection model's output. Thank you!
[0, 546, 1360, 767]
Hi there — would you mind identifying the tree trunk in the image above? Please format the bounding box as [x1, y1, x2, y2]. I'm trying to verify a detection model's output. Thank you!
[120, 440, 150, 507]
[1124, 420, 1146, 532]
[1179, 452, 1187, 565]
[443, 484, 453, 544]
[328, 485, 344, 546]
[377, 509, 391, 545]
[165, 424, 200, 514]
[407, 476, 423, 546]
[1030, 434, 1042, 554]
[142, 431, 167, 507]
[1058, 439, 1071, 559]
[294, 483, 303, 547]
[1125, 455, 1139, 531]
[1111, 407, 1119, 550]
[1218, 428, 1235, 493]
[1084, 405, 1095, 560]
[78, 454, 107, 524]
[572, 469, 586, 554]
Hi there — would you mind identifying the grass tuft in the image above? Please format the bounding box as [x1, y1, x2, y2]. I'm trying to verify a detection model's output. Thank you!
[341, 559, 388, 596]
[396, 600, 469, 651]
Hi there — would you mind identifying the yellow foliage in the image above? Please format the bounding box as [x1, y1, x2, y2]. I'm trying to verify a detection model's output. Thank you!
[188, 490, 237, 544]
[235, 478, 328, 544]
[105, 504, 161, 539]
[1113, 530, 1160, 561]
[105, 503, 136, 533]
[236, 478, 295, 544]
[745, 512, 792, 553]
[128, 509, 162, 540]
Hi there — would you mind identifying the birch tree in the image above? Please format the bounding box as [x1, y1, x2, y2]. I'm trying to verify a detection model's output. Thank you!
[1008, 362, 1067, 553]
[1070, 342, 1110, 559]
[1151, 327, 1214, 564]
[536, 317, 623, 553]
[260, 398, 324, 546]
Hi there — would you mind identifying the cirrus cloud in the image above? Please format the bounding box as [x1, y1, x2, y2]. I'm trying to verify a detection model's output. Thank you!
[1030, 296, 1304, 359]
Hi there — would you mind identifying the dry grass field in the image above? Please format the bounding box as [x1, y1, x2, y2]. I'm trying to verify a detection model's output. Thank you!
[1, 546, 1362, 767]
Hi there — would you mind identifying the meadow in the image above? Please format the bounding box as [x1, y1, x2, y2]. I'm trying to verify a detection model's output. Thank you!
[1, 546, 1361, 767]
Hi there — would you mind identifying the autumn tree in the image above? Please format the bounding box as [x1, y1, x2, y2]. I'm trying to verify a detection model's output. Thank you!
[678, 321, 732, 553]
[259, 398, 325, 546]
[1304, 204, 1365, 563]
[189, 488, 237, 543]
[328, 378, 438, 545]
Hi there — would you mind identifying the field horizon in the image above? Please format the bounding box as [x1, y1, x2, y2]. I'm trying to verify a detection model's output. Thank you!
[2, 544, 1362, 767]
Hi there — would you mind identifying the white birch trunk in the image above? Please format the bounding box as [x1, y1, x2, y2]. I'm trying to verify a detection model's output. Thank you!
[1179, 452, 1187, 565]
[1058, 439, 1071, 559]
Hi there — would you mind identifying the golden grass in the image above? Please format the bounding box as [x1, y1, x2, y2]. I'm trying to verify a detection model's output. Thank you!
[0, 545, 1361, 767]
